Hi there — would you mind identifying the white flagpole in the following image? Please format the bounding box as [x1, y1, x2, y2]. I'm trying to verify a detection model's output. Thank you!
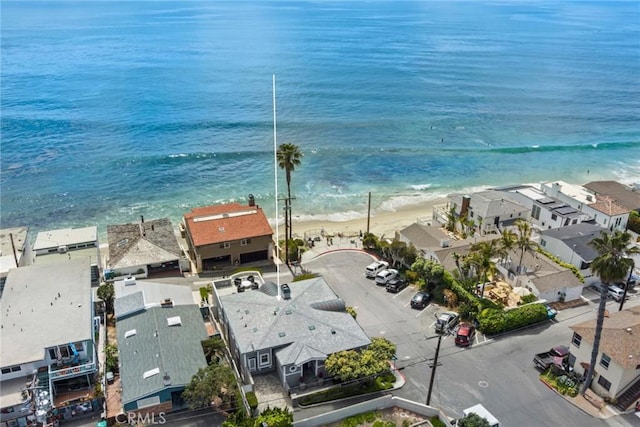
[273, 75, 281, 298]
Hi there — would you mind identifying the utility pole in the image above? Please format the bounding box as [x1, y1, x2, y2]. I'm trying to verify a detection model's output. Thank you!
[619, 261, 635, 312]
[367, 192, 371, 234]
[9, 233, 19, 267]
[426, 333, 443, 406]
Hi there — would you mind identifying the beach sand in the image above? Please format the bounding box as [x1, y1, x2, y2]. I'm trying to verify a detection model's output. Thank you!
[288, 197, 448, 240]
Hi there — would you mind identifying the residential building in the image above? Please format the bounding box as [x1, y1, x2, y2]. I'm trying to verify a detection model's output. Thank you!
[495, 248, 583, 303]
[0, 226, 28, 298]
[116, 305, 208, 415]
[0, 258, 100, 426]
[212, 275, 370, 391]
[541, 181, 630, 231]
[569, 305, 640, 410]
[434, 190, 529, 235]
[32, 226, 101, 285]
[182, 200, 273, 272]
[106, 217, 187, 280]
[583, 180, 640, 213]
[497, 184, 591, 231]
[539, 223, 608, 286]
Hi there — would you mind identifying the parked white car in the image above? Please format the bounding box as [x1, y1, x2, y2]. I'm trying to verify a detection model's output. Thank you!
[365, 260, 389, 278]
[375, 269, 399, 285]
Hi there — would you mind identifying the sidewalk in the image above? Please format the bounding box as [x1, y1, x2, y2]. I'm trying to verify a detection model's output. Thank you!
[300, 235, 370, 264]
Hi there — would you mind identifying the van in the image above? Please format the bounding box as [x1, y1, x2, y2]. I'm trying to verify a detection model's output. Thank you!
[608, 285, 625, 302]
[365, 260, 389, 278]
[462, 404, 500, 427]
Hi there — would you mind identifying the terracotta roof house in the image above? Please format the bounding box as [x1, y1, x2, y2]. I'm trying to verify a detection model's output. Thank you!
[182, 200, 273, 272]
[541, 181, 630, 231]
[584, 180, 640, 213]
[106, 217, 185, 280]
[569, 305, 640, 410]
[212, 276, 371, 392]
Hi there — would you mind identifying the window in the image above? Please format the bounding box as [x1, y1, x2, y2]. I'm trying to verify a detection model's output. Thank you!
[532, 205, 541, 220]
[636, 364, 640, 370]
[259, 353, 270, 367]
[600, 353, 611, 369]
[551, 214, 557, 221]
[540, 239, 546, 248]
[1, 365, 22, 374]
[248, 358, 256, 371]
[219, 242, 230, 249]
[597, 375, 611, 391]
[241, 239, 251, 246]
[572, 332, 582, 347]
[572, 219, 578, 225]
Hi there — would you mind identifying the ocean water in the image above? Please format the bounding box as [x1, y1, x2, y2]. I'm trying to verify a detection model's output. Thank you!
[2, 1, 639, 239]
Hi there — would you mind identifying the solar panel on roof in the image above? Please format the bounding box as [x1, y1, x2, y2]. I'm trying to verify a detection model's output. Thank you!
[556, 207, 577, 215]
[538, 198, 555, 204]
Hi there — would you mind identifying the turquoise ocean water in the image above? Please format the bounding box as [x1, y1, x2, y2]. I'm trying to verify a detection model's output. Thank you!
[1, 1, 639, 239]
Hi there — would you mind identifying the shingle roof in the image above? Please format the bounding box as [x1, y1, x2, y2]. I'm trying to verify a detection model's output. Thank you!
[183, 203, 273, 247]
[114, 291, 145, 319]
[584, 181, 640, 212]
[116, 305, 208, 405]
[220, 277, 370, 366]
[0, 258, 92, 367]
[398, 223, 448, 249]
[107, 218, 181, 269]
[570, 305, 640, 368]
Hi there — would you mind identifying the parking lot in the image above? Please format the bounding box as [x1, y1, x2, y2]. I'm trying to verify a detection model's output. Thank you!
[300, 250, 624, 427]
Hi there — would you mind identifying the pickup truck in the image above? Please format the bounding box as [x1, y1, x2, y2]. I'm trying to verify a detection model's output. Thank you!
[533, 345, 570, 371]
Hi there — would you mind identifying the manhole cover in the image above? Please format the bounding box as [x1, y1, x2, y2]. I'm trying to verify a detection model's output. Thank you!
[479, 381, 489, 388]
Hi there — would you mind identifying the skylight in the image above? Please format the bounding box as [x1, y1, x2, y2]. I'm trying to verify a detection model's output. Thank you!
[143, 368, 160, 379]
[167, 316, 182, 327]
[124, 329, 137, 338]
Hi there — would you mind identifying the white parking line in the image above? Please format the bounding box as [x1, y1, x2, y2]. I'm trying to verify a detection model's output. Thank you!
[392, 287, 410, 299]
[415, 307, 430, 318]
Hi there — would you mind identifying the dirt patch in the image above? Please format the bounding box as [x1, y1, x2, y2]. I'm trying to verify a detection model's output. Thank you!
[324, 407, 431, 426]
[106, 314, 117, 346]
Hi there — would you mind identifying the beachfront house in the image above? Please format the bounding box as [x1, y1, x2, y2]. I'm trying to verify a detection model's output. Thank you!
[583, 180, 640, 214]
[32, 226, 101, 285]
[569, 305, 640, 411]
[541, 181, 630, 231]
[496, 248, 583, 303]
[434, 190, 529, 235]
[116, 305, 208, 415]
[539, 223, 608, 287]
[0, 258, 101, 426]
[497, 184, 592, 231]
[182, 199, 273, 272]
[212, 276, 371, 391]
[106, 217, 187, 280]
[0, 226, 28, 298]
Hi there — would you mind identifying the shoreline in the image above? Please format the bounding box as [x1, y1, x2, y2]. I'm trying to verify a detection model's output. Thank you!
[287, 197, 448, 240]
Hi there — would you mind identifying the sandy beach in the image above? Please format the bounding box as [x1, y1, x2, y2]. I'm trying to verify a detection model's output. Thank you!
[288, 197, 448, 241]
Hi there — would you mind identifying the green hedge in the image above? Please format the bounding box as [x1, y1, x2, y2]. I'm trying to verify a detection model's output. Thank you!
[478, 303, 548, 335]
[245, 391, 258, 410]
[298, 373, 394, 406]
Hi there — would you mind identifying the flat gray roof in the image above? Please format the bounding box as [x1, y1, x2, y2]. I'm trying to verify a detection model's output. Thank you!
[114, 278, 196, 312]
[0, 258, 93, 367]
[35, 246, 100, 266]
[0, 376, 31, 407]
[32, 226, 97, 251]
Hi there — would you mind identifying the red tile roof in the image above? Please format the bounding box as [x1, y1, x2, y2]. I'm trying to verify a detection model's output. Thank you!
[184, 203, 273, 247]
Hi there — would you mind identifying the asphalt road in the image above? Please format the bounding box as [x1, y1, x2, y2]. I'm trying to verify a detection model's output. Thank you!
[298, 250, 639, 427]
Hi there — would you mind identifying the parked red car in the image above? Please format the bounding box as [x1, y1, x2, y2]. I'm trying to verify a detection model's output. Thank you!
[454, 322, 476, 347]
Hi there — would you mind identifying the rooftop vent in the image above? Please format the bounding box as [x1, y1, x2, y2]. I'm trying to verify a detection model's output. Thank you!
[163, 372, 171, 386]
[278, 332, 286, 337]
[123, 276, 136, 286]
[160, 298, 173, 308]
[308, 325, 316, 331]
[57, 246, 68, 253]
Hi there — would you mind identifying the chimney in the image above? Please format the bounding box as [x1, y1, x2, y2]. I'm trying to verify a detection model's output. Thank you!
[248, 194, 255, 207]
[460, 195, 471, 218]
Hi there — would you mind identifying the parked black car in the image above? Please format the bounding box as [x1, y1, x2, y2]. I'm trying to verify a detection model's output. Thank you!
[386, 278, 408, 293]
[410, 291, 431, 309]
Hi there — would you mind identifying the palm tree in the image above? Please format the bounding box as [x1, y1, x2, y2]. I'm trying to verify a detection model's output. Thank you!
[497, 229, 517, 266]
[469, 240, 499, 298]
[515, 219, 537, 273]
[276, 143, 303, 259]
[581, 230, 639, 395]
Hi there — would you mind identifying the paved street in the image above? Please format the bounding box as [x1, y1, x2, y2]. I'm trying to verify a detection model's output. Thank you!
[297, 249, 640, 427]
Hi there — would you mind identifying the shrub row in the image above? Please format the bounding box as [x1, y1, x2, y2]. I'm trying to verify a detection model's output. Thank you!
[298, 372, 394, 406]
[478, 303, 548, 335]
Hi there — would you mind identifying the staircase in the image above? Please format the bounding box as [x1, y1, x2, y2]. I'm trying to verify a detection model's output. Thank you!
[616, 376, 640, 410]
